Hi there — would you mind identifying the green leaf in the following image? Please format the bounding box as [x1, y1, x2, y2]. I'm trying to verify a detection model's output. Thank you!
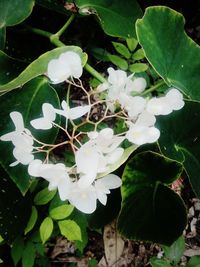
[34, 188, 56, 205]
[50, 204, 74, 220]
[0, 166, 32, 242]
[97, 145, 137, 178]
[58, 220, 82, 241]
[91, 47, 110, 62]
[136, 6, 200, 101]
[0, 50, 27, 85]
[0, 0, 34, 27]
[132, 48, 145, 60]
[0, 27, 5, 50]
[162, 235, 185, 264]
[11, 237, 24, 266]
[108, 54, 128, 70]
[112, 42, 131, 59]
[22, 241, 35, 267]
[40, 217, 54, 244]
[0, 77, 60, 193]
[157, 101, 200, 198]
[76, 0, 142, 38]
[0, 46, 87, 93]
[117, 151, 187, 245]
[150, 257, 172, 267]
[129, 63, 148, 73]
[24, 206, 38, 235]
[69, 210, 88, 253]
[126, 38, 138, 52]
[186, 256, 200, 267]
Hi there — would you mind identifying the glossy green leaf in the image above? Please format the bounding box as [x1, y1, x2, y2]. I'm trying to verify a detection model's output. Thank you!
[0, 46, 87, 93]
[162, 235, 185, 264]
[136, 6, 200, 101]
[22, 241, 35, 267]
[117, 151, 187, 245]
[58, 219, 82, 241]
[50, 204, 74, 220]
[34, 188, 56, 205]
[0, 0, 34, 27]
[40, 217, 54, 244]
[0, 166, 32, 242]
[11, 237, 24, 266]
[108, 54, 128, 70]
[97, 145, 137, 178]
[129, 63, 148, 73]
[0, 77, 60, 193]
[24, 206, 38, 235]
[186, 256, 200, 267]
[76, 0, 142, 38]
[126, 38, 138, 52]
[112, 42, 131, 59]
[150, 258, 172, 267]
[157, 101, 200, 198]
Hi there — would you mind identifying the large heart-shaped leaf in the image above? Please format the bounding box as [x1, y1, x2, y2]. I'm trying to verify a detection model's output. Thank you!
[117, 151, 187, 245]
[0, 46, 87, 93]
[0, 165, 32, 242]
[0, 77, 60, 193]
[136, 7, 200, 101]
[157, 101, 200, 198]
[75, 0, 142, 38]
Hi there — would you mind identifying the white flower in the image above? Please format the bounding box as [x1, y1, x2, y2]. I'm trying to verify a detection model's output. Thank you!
[28, 160, 71, 200]
[132, 77, 147, 93]
[94, 174, 122, 205]
[47, 51, 83, 84]
[0, 112, 34, 166]
[135, 110, 156, 127]
[55, 100, 90, 120]
[126, 122, 160, 145]
[68, 184, 97, 214]
[125, 96, 146, 118]
[0, 112, 33, 144]
[30, 103, 56, 130]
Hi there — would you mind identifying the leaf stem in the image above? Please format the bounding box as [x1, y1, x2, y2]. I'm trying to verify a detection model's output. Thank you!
[54, 14, 76, 38]
[141, 80, 166, 96]
[84, 63, 107, 83]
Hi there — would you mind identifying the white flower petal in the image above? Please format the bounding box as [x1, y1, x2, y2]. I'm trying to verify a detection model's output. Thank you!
[126, 96, 146, 118]
[10, 111, 24, 132]
[9, 161, 19, 167]
[42, 103, 56, 121]
[78, 171, 97, 189]
[30, 118, 53, 130]
[108, 67, 127, 87]
[68, 185, 97, 214]
[106, 147, 124, 164]
[166, 88, 184, 110]
[132, 77, 147, 93]
[0, 132, 17, 142]
[57, 177, 72, 200]
[99, 174, 122, 189]
[60, 51, 83, 79]
[146, 97, 172, 115]
[69, 105, 91, 120]
[47, 58, 71, 84]
[28, 159, 43, 177]
[126, 125, 160, 145]
[136, 111, 156, 127]
[13, 147, 34, 165]
[96, 191, 107, 205]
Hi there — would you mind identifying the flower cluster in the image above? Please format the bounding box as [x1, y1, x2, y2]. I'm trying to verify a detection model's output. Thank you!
[0, 51, 185, 214]
[98, 67, 184, 145]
